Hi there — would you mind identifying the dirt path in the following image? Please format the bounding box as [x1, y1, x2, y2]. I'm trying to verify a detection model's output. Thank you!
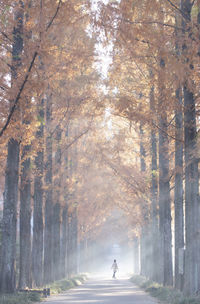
[42, 276, 158, 304]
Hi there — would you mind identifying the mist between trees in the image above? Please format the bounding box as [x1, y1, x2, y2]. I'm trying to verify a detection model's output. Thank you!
[0, 0, 200, 298]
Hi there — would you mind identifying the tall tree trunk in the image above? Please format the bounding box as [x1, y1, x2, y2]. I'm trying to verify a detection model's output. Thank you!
[52, 127, 62, 280]
[61, 128, 69, 278]
[133, 237, 139, 274]
[19, 142, 31, 289]
[158, 59, 173, 286]
[67, 210, 78, 277]
[0, 140, 20, 292]
[0, 1, 24, 293]
[181, 0, 200, 295]
[184, 86, 199, 295]
[149, 83, 159, 282]
[174, 11, 184, 291]
[174, 89, 184, 290]
[44, 94, 53, 284]
[67, 214, 73, 277]
[52, 203, 61, 280]
[139, 123, 150, 278]
[61, 206, 68, 279]
[32, 99, 44, 287]
[71, 207, 78, 275]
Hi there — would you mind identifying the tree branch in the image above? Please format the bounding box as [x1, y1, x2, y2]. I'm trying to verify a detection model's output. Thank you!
[46, 0, 62, 31]
[0, 0, 63, 138]
[0, 51, 38, 137]
[118, 17, 184, 31]
[165, 0, 191, 21]
[64, 127, 91, 151]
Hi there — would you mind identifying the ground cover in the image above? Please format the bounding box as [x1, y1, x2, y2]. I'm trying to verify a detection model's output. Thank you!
[130, 275, 200, 304]
[0, 274, 87, 304]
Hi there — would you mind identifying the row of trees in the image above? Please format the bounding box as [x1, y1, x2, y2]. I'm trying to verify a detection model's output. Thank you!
[1, 0, 200, 298]
[0, 0, 99, 292]
[92, 0, 200, 296]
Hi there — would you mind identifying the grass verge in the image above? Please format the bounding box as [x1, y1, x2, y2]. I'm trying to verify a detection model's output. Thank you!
[130, 275, 200, 304]
[0, 292, 41, 304]
[47, 274, 87, 294]
[0, 274, 87, 304]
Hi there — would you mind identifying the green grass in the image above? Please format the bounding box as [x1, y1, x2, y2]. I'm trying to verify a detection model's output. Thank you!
[130, 275, 200, 304]
[0, 292, 41, 304]
[0, 274, 87, 304]
[47, 274, 87, 294]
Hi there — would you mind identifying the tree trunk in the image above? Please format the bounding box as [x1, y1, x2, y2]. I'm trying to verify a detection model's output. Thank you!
[44, 94, 53, 284]
[61, 128, 69, 278]
[150, 84, 159, 283]
[158, 110, 173, 286]
[67, 215, 73, 277]
[181, 0, 200, 295]
[174, 88, 184, 290]
[139, 123, 150, 278]
[133, 237, 139, 274]
[52, 127, 62, 280]
[52, 203, 61, 280]
[32, 99, 44, 287]
[158, 58, 173, 286]
[71, 208, 78, 275]
[67, 209, 78, 277]
[61, 206, 68, 279]
[150, 82, 161, 282]
[184, 86, 199, 295]
[0, 1, 23, 293]
[19, 144, 32, 289]
[0, 140, 20, 292]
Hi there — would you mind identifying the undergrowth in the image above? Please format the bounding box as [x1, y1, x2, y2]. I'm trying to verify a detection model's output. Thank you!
[130, 275, 200, 304]
[0, 274, 87, 304]
[47, 274, 87, 294]
[0, 292, 41, 304]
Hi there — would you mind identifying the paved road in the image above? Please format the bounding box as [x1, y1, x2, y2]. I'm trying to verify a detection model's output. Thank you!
[42, 276, 158, 304]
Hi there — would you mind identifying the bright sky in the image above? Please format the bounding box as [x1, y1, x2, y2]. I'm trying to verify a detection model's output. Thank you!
[90, 0, 120, 79]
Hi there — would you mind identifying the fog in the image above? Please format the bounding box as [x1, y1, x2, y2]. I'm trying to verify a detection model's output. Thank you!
[77, 211, 136, 279]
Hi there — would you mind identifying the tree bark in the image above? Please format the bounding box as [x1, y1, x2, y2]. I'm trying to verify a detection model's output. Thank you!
[44, 94, 53, 284]
[150, 84, 159, 283]
[52, 203, 61, 280]
[158, 58, 173, 286]
[71, 208, 78, 275]
[174, 88, 184, 290]
[19, 143, 32, 289]
[184, 86, 199, 295]
[139, 123, 150, 278]
[67, 215, 73, 277]
[0, 140, 20, 292]
[61, 205, 68, 278]
[0, 1, 24, 293]
[32, 99, 44, 287]
[133, 237, 139, 274]
[181, 0, 200, 295]
[52, 127, 62, 280]
[158, 111, 173, 286]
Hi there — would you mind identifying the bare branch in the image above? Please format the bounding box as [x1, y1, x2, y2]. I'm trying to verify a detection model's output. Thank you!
[65, 128, 90, 151]
[165, 0, 190, 21]
[0, 31, 12, 42]
[46, 0, 62, 31]
[117, 17, 184, 31]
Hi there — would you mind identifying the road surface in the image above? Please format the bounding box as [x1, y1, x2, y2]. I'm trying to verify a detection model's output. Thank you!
[42, 275, 158, 304]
